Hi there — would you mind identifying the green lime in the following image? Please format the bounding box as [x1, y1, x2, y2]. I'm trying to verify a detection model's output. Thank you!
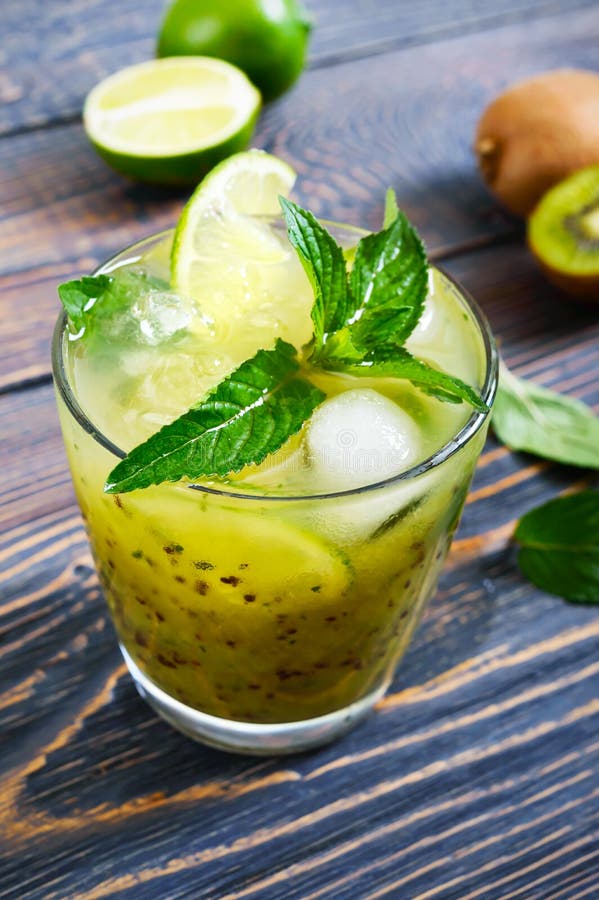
[157, 0, 311, 102]
[171, 149, 298, 317]
[83, 57, 261, 185]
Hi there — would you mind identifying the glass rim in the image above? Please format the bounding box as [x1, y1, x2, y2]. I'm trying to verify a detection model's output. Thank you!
[51, 225, 498, 504]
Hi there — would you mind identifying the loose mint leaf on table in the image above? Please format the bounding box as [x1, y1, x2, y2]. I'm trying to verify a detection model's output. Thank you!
[279, 197, 353, 351]
[324, 347, 488, 412]
[514, 491, 599, 604]
[105, 339, 325, 494]
[493, 360, 599, 469]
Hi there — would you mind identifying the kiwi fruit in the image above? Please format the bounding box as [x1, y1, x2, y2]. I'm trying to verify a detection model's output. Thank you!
[528, 166, 599, 300]
[475, 69, 599, 217]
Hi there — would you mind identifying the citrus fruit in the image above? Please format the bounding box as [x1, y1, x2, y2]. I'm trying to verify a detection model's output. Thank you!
[171, 149, 298, 313]
[83, 57, 261, 185]
[528, 165, 599, 300]
[157, 0, 311, 102]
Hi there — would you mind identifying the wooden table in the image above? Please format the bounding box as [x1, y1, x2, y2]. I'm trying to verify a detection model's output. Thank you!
[2, 2, 598, 897]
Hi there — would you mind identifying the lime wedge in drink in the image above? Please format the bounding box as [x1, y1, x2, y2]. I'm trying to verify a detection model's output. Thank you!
[83, 58, 261, 185]
[171, 150, 309, 334]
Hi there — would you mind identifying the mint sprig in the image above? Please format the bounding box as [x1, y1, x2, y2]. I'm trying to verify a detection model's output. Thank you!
[280, 195, 429, 362]
[281, 195, 485, 410]
[347, 209, 428, 355]
[105, 340, 324, 493]
[279, 197, 353, 351]
[92, 194, 487, 493]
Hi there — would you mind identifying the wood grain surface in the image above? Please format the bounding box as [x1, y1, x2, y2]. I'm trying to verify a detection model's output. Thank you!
[1, 1, 598, 898]
[2, 0, 597, 134]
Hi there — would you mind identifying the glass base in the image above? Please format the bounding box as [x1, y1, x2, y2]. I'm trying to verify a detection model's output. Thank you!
[121, 644, 386, 755]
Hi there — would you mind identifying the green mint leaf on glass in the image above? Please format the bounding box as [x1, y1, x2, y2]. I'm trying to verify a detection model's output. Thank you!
[493, 360, 599, 469]
[105, 339, 325, 494]
[325, 348, 488, 412]
[383, 187, 400, 229]
[279, 197, 352, 351]
[348, 207, 428, 355]
[58, 270, 170, 338]
[58, 275, 112, 333]
[514, 491, 599, 604]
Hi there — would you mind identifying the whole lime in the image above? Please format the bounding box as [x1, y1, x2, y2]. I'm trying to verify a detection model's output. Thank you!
[83, 58, 261, 185]
[157, 0, 311, 102]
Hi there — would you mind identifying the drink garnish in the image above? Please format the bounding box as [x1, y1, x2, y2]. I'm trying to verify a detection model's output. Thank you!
[58, 192, 487, 493]
[104, 339, 324, 493]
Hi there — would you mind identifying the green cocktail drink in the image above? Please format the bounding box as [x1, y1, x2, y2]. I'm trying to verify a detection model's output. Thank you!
[53, 157, 496, 753]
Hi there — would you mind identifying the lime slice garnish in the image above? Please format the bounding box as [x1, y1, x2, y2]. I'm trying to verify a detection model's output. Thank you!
[171, 150, 309, 334]
[83, 58, 261, 185]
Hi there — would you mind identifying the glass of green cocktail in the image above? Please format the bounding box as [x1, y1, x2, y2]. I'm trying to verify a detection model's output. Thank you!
[53, 153, 497, 754]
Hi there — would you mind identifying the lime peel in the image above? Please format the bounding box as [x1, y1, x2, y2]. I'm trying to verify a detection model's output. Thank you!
[171, 150, 297, 306]
[83, 58, 261, 184]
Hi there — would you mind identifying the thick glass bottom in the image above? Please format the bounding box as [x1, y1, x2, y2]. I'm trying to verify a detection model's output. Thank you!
[121, 644, 387, 755]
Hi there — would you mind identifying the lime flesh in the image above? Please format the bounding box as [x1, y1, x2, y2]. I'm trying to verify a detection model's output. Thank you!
[83, 57, 261, 185]
[170, 150, 311, 331]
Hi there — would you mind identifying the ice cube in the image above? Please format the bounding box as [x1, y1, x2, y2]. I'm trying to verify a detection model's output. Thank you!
[306, 389, 421, 491]
[131, 291, 192, 345]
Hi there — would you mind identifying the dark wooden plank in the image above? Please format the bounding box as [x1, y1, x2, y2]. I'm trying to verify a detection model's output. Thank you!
[0, 384, 74, 532]
[1, 380, 598, 898]
[1, 0, 596, 134]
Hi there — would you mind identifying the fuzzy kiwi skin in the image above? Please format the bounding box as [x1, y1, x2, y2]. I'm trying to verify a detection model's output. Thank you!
[475, 69, 599, 217]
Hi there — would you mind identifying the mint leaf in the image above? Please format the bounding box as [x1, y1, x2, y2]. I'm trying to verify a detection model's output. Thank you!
[514, 491, 599, 604]
[324, 347, 488, 412]
[316, 326, 363, 365]
[383, 188, 399, 229]
[348, 209, 428, 354]
[58, 270, 169, 339]
[493, 361, 599, 469]
[105, 339, 325, 494]
[279, 197, 352, 349]
[58, 275, 112, 332]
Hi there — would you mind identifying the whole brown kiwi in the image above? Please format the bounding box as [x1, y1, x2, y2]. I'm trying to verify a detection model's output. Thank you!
[475, 68, 599, 217]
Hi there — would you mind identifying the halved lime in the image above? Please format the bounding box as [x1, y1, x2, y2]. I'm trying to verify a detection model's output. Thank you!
[83, 58, 261, 185]
[171, 150, 310, 333]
